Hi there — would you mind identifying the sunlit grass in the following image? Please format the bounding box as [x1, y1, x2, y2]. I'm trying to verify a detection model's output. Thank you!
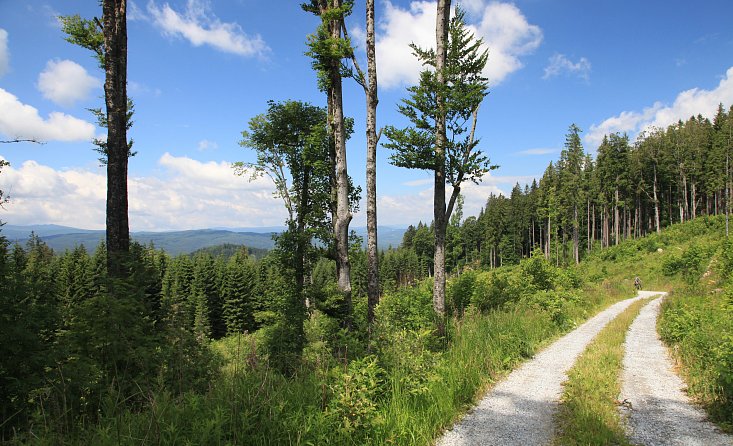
[553, 297, 651, 446]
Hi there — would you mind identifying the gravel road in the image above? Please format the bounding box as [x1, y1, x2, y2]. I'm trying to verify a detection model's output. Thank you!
[619, 295, 733, 446]
[436, 292, 656, 446]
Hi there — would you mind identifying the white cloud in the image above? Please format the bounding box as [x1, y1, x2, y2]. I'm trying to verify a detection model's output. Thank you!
[0, 29, 9, 78]
[37, 59, 102, 107]
[197, 139, 218, 151]
[0, 152, 540, 229]
[358, 1, 541, 89]
[586, 66, 733, 148]
[147, 0, 269, 57]
[128, 1, 148, 21]
[365, 173, 534, 226]
[0, 153, 285, 230]
[402, 178, 432, 187]
[516, 148, 558, 156]
[542, 53, 591, 80]
[0, 88, 96, 142]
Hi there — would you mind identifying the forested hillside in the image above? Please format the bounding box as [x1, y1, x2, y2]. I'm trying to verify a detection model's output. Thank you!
[436, 107, 733, 269]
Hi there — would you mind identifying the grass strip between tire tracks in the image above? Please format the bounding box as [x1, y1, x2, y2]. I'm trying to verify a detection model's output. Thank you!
[553, 296, 652, 446]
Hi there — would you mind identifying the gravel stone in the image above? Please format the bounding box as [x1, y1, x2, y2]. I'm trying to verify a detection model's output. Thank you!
[619, 295, 733, 446]
[436, 292, 655, 446]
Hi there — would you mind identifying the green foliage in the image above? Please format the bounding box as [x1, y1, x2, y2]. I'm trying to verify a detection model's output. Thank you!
[326, 356, 384, 439]
[470, 269, 517, 311]
[302, 0, 355, 92]
[374, 281, 435, 333]
[446, 269, 477, 315]
[520, 249, 558, 292]
[520, 289, 581, 328]
[384, 9, 495, 186]
[661, 243, 713, 285]
[58, 15, 104, 67]
[0, 235, 55, 438]
[719, 238, 733, 282]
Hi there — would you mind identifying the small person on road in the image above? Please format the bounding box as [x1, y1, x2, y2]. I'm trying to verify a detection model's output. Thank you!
[634, 276, 642, 291]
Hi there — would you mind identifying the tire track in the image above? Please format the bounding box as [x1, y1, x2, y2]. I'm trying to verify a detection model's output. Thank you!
[619, 295, 733, 446]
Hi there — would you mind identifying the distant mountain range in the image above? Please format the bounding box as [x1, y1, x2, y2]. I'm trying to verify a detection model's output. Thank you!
[1, 224, 406, 255]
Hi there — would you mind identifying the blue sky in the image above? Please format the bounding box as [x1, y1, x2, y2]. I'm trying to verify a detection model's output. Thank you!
[1, 0, 732, 230]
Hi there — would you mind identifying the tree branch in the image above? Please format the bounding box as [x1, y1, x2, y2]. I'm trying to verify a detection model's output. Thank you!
[340, 17, 368, 91]
[0, 138, 45, 144]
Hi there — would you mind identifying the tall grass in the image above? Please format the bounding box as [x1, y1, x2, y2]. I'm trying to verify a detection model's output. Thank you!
[656, 220, 732, 432]
[25, 288, 630, 445]
[553, 297, 651, 445]
[660, 288, 733, 432]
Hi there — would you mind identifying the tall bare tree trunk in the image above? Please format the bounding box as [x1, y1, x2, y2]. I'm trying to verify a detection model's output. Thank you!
[614, 188, 620, 246]
[586, 199, 591, 253]
[573, 205, 579, 264]
[682, 171, 688, 222]
[364, 0, 380, 325]
[591, 203, 596, 251]
[327, 0, 352, 321]
[546, 215, 551, 260]
[103, 0, 129, 279]
[653, 163, 661, 234]
[432, 0, 451, 329]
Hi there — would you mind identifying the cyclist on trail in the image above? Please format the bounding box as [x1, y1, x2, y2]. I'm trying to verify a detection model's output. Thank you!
[634, 276, 642, 291]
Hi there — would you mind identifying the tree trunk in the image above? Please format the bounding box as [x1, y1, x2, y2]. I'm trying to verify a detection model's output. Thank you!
[546, 215, 551, 260]
[614, 187, 620, 246]
[653, 163, 661, 234]
[682, 171, 688, 222]
[103, 0, 130, 280]
[327, 0, 352, 323]
[432, 0, 451, 328]
[364, 0, 379, 326]
[586, 199, 591, 253]
[591, 203, 596, 251]
[573, 204, 579, 264]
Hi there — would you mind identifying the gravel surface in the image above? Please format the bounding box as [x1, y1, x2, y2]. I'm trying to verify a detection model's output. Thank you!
[619, 295, 733, 446]
[436, 293, 652, 446]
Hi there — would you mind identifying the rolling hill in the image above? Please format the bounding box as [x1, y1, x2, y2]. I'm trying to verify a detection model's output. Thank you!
[1, 224, 406, 255]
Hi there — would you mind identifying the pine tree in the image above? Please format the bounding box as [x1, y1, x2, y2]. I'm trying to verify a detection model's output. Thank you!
[222, 250, 257, 334]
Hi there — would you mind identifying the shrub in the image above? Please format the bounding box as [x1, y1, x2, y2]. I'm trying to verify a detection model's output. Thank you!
[719, 239, 733, 283]
[447, 270, 478, 316]
[326, 355, 385, 439]
[519, 250, 556, 292]
[520, 289, 581, 328]
[374, 281, 434, 333]
[662, 243, 713, 285]
[471, 270, 514, 312]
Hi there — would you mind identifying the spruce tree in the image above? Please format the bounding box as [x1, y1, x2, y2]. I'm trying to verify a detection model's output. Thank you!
[384, 8, 494, 325]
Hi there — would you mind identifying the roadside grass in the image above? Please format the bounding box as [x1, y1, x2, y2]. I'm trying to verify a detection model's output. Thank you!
[658, 237, 733, 433]
[553, 296, 652, 445]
